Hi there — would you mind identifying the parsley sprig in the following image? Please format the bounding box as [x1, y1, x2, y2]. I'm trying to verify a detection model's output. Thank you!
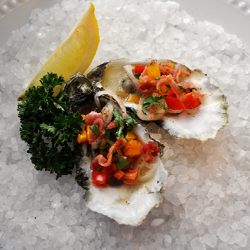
[18, 73, 85, 179]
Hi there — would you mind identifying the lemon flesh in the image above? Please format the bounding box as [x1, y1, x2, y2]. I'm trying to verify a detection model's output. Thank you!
[18, 2, 99, 101]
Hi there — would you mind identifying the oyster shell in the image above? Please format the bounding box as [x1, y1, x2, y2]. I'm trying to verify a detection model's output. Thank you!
[87, 58, 228, 142]
[65, 73, 168, 226]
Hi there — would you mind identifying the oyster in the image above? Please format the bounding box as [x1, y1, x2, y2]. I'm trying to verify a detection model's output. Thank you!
[87, 59, 228, 142]
[65, 73, 168, 226]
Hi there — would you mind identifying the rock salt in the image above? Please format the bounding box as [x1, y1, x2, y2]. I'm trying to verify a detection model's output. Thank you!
[1, 0, 250, 249]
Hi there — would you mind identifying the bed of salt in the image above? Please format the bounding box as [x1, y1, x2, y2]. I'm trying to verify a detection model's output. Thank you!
[1, 0, 250, 249]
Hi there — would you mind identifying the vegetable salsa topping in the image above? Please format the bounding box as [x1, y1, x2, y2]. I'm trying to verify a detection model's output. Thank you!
[77, 108, 160, 187]
[126, 60, 203, 120]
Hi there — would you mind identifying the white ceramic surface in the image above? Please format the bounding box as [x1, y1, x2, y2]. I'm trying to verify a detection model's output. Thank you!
[0, 0, 250, 49]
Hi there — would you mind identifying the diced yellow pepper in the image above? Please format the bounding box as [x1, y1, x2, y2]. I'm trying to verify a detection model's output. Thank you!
[127, 94, 140, 103]
[86, 125, 91, 141]
[77, 130, 87, 144]
[147, 64, 161, 81]
[124, 140, 142, 158]
[125, 131, 137, 141]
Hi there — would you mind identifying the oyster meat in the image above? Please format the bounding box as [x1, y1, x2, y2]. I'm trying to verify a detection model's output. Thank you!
[87, 59, 228, 142]
[65, 73, 168, 226]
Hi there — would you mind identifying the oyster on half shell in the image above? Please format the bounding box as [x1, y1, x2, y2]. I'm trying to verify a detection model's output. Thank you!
[87, 59, 228, 142]
[65, 73, 168, 226]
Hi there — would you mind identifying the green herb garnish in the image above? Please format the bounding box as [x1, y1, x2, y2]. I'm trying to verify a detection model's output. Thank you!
[155, 77, 160, 80]
[117, 155, 130, 170]
[134, 73, 141, 79]
[17, 73, 84, 179]
[128, 112, 136, 118]
[90, 124, 99, 138]
[113, 109, 137, 138]
[179, 86, 186, 92]
[113, 109, 125, 138]
[125, 118, 137, 131]
[143, 95, 169, 111]
[105, 129, 112, 141]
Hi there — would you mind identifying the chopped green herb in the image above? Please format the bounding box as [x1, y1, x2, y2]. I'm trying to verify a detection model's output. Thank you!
[128, 112, 136, 118]
[150, 60, 155, 65]
[179, 86, 186, 92]
[116, 127, 125, 139]
[113, 109, 124, 128]
[113, 109, 138, 138]
[134, 73, 141, 79]
[113, 109, 125, 138]
[117, 155, 130, 170]
[155, 77, 160, 80]
[90, 124, 99, 138]
[143, 95, 169, 111]
[105, 129, 112, 141]
[125, 118, 137, 131]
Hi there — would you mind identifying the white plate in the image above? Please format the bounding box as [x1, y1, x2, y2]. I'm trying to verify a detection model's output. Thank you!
[1, 0, 250, 48]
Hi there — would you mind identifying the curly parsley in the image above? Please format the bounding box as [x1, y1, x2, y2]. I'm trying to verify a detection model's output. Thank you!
[17, 73, 85, 179]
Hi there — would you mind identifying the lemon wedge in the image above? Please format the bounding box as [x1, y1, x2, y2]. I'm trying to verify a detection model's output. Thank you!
[18, 2, 99, 101]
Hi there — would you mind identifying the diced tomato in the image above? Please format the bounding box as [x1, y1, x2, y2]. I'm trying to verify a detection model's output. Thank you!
[165, 96, 186, 110]
[184, 93, 193, 108]
[101, 167, 112, 179]
[167, 88, 176, 97]
[191, 98, 201, 108]
[114, 170, 124, 180]
[92, 171, 107, 187]
[135, 65, 145, 74]
[123, 169, 139, 184]
[184, 93, 201, 109]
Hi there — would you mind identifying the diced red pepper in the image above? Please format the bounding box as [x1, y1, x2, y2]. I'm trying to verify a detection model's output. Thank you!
[167, 88, 176, 97]
[135, 65, 145, 74]
[123, 169, 139, 184]
[92, 171, 107, 187]
[184, 93, 193, 108]
[184, 93, 201, 109]
[114, 170, 124, 180]
[165, 96, 186, 110]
